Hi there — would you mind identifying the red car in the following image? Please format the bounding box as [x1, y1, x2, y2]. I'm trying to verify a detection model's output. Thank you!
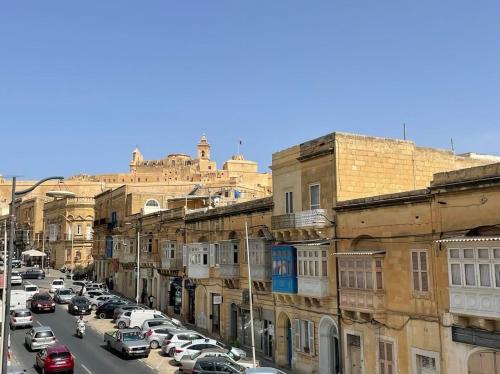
[36, 345, 74, 373]
[30, 293, 56, 313]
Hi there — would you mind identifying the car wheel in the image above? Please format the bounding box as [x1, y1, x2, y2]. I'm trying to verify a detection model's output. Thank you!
[150, 340, 159, 349]
[99, 312, 106, 319]
[118, 321, 126, 329]
[144, 354, 149, 359]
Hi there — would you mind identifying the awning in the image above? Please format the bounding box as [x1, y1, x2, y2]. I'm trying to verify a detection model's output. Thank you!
[333, 250, 385, 256]
[295, 241, 330, 250]
[436, 236, 500, 243]
[21, 249, 47, 257]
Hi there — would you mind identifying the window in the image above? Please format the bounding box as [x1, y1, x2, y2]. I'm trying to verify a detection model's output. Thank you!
[411, 250, 429, 293]
[76, 224, 82, 236]
[295, 320, 314, 355]
[297, 249, 328, 277]
[219, 242, 239, 265]
[448, 247, 500, 289]
[285, 191, 293, 214]
[162, 241, 176, 259]
[379, 340, 394, 374]
[145, 199, 159, 207]
[309, 184, 320, 210]
[85, 225, 92, 240]
[339, 257, 383, 290]
[412, 348, 440, 374]
[203, 253, 208, 265]
[272, 247, 295, 276]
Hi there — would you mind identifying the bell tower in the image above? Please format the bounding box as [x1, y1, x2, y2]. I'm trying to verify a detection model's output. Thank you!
[197, 134, 210, 160]
[130, 146, 143, 172]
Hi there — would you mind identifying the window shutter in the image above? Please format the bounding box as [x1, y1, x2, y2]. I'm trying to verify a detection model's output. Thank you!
[308, 321, 315, 355]
[294, 319, 300, 352]
[209, 244, 215, 267]
[182, 245, 188, 266]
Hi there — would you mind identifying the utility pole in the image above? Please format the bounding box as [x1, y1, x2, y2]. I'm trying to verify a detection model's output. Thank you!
[245, 221, 257, 368]
[136, 217, 141, 304]
[0, 220, 8, 363]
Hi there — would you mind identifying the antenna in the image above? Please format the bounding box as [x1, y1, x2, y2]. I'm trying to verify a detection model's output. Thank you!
[403, 123, 406, 140]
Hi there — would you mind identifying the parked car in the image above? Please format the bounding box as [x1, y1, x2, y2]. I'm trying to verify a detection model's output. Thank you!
[174, 339, 247, 363]
[113, 304, 148, 321]
[144, 326, 185, 349]
[96, 300, 127, 319]
[128, 309, 180, 330]
[25, 326, 56, 351]
[24, 284, 39, 300]
[12, 259, 22, 268]
[30, 293, 56, 313]
[10, 309, 33, 330]
[11, 271, 23, 286]
[49, 279, 65, 293]
[180, 347, 259, 372]
[68, 296, 92, 315]
[71, 281, 87, 291]
[245, 369, 287, 374]
[162, 330, 206, 356]
[22, 268, 45, 280]
[89, 294, 120, 310]
[83, 290, 108, 299]
[35, 345, 74, 374]
[104, 329, 150, 359]
[142, 318, 184, 333]
[87, 282, 105, 289]
[54, 288, 75, 304]
[65, 270, 73, 279]
[191, 357, 245, 374]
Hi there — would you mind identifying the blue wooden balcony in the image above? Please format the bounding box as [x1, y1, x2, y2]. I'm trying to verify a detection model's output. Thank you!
[271, 245, 298, 294]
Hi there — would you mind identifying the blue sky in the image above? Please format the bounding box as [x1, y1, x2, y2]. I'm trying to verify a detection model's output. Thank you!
[1, 1, 499, 179]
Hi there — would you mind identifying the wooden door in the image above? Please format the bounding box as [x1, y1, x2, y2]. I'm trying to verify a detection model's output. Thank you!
[468, 351, 500, 374]
[349, 345, 361, 374]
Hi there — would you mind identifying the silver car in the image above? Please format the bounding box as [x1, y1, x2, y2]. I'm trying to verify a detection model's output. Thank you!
[54, 288, 75, 304]
[10, 309, 33, 330]
[178, 347, 259, 373]
[24, 326, 56, 351]
[11, 271, 23, 286]
[144, 326, 185, 349]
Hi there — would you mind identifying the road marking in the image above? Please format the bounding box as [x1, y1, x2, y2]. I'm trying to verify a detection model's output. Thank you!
[35, 320, 43, 327]
[81, 364, 93, 374]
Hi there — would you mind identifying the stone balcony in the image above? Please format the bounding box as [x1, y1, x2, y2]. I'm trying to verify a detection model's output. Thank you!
[339, 288, 385, 314]
[272, 209, 329, 230]
[450, 287, 500, 319]
[219, 264, 240, 278]
[298, 276, 330, 298]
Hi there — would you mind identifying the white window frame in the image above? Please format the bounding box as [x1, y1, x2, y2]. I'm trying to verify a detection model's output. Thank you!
[285, 191, 293, 214]
[309, 183, 320, 210]
[411, 347, 440, 374]
[410, 250, 430, 294]
[294, 319, 315, 355]
[448, 246, 500, 289]
[162, 241, 176, 259]
[297, 248, 328, 278]
[377, 336, 397, 374]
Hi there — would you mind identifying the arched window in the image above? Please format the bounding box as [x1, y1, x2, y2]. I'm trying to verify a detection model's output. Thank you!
[144, 199, 161, 214]
[201, 150, 205, 158]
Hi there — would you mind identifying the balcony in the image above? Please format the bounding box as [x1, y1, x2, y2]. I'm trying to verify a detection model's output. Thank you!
[121, 252, 136, 264]
[219, 264, 240, 278]
[272, 275, 298, 293]
[450, 287, 500, 319]
[272, 209, 329, 230]
[251, 265, 272, 281]
[340, 289, 385, 313]
[298, 276, 330, 298]
[187, 264, 209, 279]
[161, 258, 183, 271]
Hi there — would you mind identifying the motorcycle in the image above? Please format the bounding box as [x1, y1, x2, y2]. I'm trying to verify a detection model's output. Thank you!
[76, 321, 86, 339]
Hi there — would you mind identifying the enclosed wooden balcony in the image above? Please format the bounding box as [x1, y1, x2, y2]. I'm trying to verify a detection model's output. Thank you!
[340, 289, 385, 313]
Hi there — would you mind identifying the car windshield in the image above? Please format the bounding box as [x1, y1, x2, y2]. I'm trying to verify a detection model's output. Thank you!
[12, 272, 19, 276]
[123, 332, 143, 341]
[25, 286, 37, 292]
[74, 298, 88, 304]
[35, 331, 54, 338]
[38, 294, 51, 301]
[59, 290, 72, 295]
[49, 352, 70, 360]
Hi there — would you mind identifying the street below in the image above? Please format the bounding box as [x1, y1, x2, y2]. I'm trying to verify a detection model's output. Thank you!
[9, 273, 158, 374]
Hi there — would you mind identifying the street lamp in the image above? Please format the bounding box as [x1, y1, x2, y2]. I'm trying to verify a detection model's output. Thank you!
[1, 176, 64, 373]
[125, 216, 142, 304]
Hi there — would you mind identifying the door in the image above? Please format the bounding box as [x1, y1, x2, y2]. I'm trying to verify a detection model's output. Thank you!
[211, 294, 220, 334]
[468, 351, 500, 374]
[347, 334, 362, 374]
[287, 320, 292, 368]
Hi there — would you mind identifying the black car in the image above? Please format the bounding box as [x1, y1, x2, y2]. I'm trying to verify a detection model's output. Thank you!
[192, 357, 245, 374]
[68, 296, 92, 315]
[22, 269, 45, 280]
[96, 301, 127, 319]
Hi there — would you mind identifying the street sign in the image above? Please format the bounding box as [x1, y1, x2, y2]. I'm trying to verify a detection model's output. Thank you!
[213, 295, 222, 305]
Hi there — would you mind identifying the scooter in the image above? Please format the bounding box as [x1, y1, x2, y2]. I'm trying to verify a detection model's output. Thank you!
[76, 321, 86, 339]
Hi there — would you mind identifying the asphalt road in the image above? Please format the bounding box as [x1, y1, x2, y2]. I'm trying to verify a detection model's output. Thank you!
[9, 273, 156, 374]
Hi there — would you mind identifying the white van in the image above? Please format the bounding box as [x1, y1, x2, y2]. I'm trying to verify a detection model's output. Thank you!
[10, 290, 28, 311]
[129, 310, 175, 329]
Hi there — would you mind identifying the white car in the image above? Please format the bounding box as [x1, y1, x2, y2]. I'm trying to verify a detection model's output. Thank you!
[162, 330, 206, 356]
[173, 339, 246, 363]
[24, 284, 39, 300]
[49, 279, 65, 293]
[11, 272, 23, 286]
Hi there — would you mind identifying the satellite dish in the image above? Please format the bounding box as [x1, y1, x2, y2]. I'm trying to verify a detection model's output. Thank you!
[46, 191, 76, 198]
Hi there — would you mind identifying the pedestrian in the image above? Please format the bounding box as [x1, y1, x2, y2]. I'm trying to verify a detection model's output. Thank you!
[141, 290, 147, 304]
[148, 295, 155, 309]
